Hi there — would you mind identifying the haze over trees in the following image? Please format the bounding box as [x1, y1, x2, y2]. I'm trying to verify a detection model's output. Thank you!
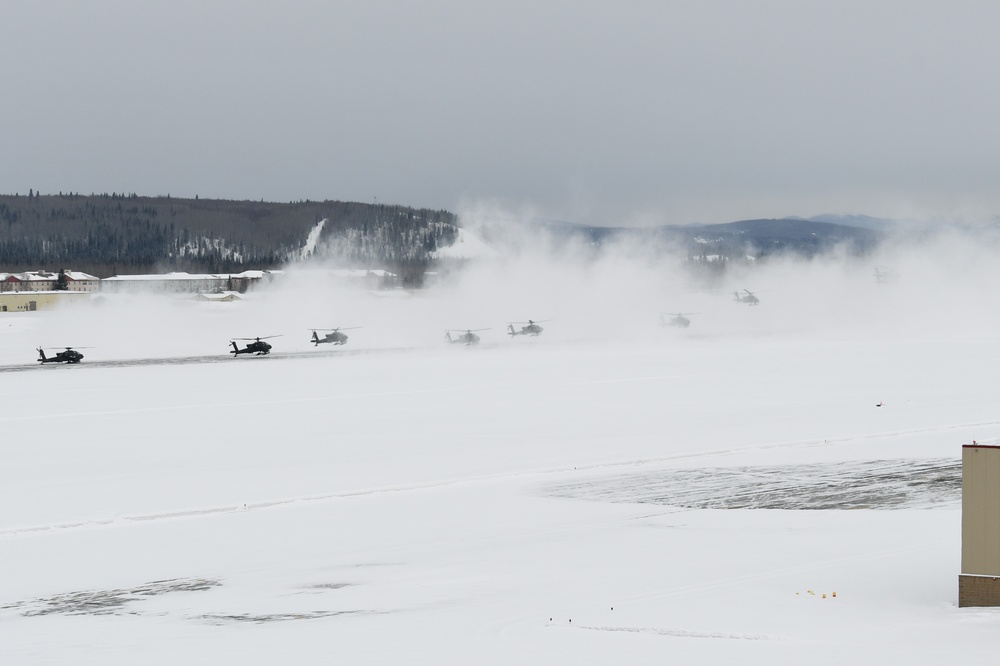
[0, 191, 895, 290]
[0, 193, 458, 281]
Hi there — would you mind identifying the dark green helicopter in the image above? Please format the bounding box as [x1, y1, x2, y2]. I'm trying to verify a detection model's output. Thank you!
[445, 329, 487, 345]
[37, 347, 86, 364]
[507, 319, 548, 336]
[310, 327, 361, 346]
[733, 289, 760, 305]
[230, 336, 279, 356]
[662, 312, 697, 328]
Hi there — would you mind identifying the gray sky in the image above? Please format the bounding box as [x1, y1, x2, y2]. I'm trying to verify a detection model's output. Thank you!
[3, 1, 1000, 225]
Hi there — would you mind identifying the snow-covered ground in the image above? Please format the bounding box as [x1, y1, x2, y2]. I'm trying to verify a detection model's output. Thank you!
[3, 237, 1000, 663]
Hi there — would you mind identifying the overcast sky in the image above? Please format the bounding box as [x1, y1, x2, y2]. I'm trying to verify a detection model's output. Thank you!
[3, 1, 999, 225]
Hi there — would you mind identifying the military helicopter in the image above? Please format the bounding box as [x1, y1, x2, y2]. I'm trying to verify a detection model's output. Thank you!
[507, 319, 548, 336]
[230, 336, 279, 356]
[445, 329, 487, 345]
[662, 313, 697, 328]
[874, 266, 894, 284]
[37, 347, 86, 364]
[309, 327, 361, 346]
[733, 289, 760, 305]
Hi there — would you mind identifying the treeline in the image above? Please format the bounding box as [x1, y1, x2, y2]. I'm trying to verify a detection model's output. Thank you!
[0, 193, 459, 281]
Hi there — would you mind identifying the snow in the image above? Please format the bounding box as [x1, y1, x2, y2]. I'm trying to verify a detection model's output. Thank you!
[431, 227, 499, 260]
[2, 238, 1000, 663]
[299, 218, 327, 260]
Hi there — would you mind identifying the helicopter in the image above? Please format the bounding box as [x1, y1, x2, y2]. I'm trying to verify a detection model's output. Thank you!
[733, 289, 760, 305]
[662, 313, 697, 328]
[310, 327, 361, 346]
[37, 347, 86, 364]
[230, 336, 279, 356]
[507, 319, 548, 336]
[874, 266, 894, 284]
[445, 329, 487, 345]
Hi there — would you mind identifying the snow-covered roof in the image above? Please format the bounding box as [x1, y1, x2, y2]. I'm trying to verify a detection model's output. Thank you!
[0, 270, 97, 282]
[104, 272, 215, 282]
[103, 271, 274, 282]
[65, 271, 99, 281]
[327, 269, 398, 279]
[192, 291, 242, 301]
[18, 272, 56, 282]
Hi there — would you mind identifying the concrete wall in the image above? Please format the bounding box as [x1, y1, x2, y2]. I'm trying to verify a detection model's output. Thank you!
[960, 444, 1000, 606]
[959, 574, 1000, 607]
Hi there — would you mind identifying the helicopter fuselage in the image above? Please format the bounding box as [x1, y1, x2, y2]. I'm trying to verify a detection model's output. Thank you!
[446, 331, 480, 345]
[312, 330, 348, 345]
[37, 348, 84, 364]
[231, 340, 272, 355]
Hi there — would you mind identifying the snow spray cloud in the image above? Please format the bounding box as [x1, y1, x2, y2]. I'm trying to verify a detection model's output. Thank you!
[439, 204, 1000, 344]
[11, 212, 1000, 366]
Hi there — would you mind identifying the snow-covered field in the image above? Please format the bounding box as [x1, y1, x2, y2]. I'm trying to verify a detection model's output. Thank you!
[3, 237, 1000, 663]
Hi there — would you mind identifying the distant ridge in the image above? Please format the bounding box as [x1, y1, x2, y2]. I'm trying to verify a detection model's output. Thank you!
[0, 191, 905, 284]
[522, 216, 882, 258]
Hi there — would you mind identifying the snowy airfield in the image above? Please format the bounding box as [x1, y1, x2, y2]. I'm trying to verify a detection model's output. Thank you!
[4, 233, 1000, 663]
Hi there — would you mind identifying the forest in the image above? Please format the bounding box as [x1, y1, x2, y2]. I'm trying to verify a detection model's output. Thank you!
[0, 192, 459, 283]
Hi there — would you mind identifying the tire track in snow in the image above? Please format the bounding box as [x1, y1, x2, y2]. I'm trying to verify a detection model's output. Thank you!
[0, 422, 986, 538]
[571, 624, 769, 640]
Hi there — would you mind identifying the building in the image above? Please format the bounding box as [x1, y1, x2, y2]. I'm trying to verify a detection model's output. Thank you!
[0, 291, 91, 312]
[0, 270, 100, 293]
[191, 291, 242, 302]
[328, 268, 399, 290]
[100, 270, 278, 294]
[959, 443, 1000, 606]
[64, 271, 101, 292]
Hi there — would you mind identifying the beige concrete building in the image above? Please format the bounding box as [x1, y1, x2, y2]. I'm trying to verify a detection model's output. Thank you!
[0, 291, 91, 312]
[959, 443, 1000, 606]
[64, 271, 101, 292]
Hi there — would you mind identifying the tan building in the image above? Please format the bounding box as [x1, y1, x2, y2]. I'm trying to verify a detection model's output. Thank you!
[0, 291, 91, 312]
[64, 271, 101, 292]
[959, 444, 1000, 606]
